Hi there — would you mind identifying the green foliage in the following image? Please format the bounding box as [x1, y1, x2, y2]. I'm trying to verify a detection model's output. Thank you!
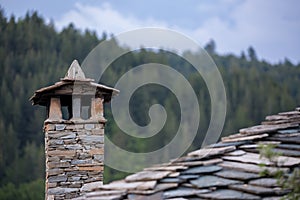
[258, 144, 300, 199]
[0, 7, 300, 197]
[0, 179, 44, 200]
[281, 169, 300, 200]
[258, 143, 281, 162]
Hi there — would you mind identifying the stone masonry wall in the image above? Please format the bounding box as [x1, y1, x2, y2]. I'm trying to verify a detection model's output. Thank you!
[44, 122, 104, 200]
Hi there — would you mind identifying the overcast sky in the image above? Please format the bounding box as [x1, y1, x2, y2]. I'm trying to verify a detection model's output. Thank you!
[1, 0, 300, 64]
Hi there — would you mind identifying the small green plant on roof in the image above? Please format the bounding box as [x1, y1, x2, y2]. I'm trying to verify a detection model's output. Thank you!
[258, 143, 300, 200]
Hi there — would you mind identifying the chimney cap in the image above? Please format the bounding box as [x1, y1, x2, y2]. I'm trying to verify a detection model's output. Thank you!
[30, 60, 119, 106]
[62, 60, 93, 81]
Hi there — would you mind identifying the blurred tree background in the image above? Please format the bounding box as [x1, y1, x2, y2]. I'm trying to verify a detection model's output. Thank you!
[0, 9, 299, 199]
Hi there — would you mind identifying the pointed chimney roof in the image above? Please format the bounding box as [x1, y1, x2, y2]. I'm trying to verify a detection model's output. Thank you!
[30, 60, 119, 106]
[62, 60, 94, 81]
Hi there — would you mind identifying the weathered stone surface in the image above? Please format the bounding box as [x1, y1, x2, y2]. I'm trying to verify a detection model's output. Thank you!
[93, 155, 103, 162]
[219, 161, 289, 174]
[229, 184, 286, 195]
[49, 98, 62, 120]
[47, 168, 64, 176]
[190, 175, 241, 188]
[223, 152, 300, 167]
[48, 150, 76, 157]
[163, 187, 210, 198]
[91, 98, 104, 120]
[222, 133, 269, 143]
[84, 124, 95, 130]
[197, 189, 261, 200]
[272, 148, 300, 157]
[48, 175, 68, 183]
[173, 158, 222, 167]
[72, 97, 81, 119]
[178, 174, 199, 180]
[268, 136, 300, 144]
[48, 182, 57, 188]
[79, 135, 104, 144]
[71, 159, 92, 165]
[129, 183, 178, 195]
[55, 124, 66, 131]
[239, 124, 297, 135]
[249, 178, 278, 187]
[215, 170, 260, 181]
[88, 148, 104, 155]
[61, 133, 76, 139]
[45, 124, 55, 131]
[81, 181, 103, 192]
[128, 192, 163, 200]
[144, 165, 187, 171]
[78, 166, 103, 171]
[135, 180, 157, 190]
[226, 150, 246, 156]
[277, 143, 300, 150]
[188, 146, 236, 157]
[49, 139, 64, 145]
[125, 171, 171, 182]
[208, 141, 249, 148]
[100, 180, 156, 190]
[65, 124, 84, 130]
[168, 172, 180, 177]
[160, 177, 184, 183]
[48, 161, 71, 168]
[181, 165, 222, 174]
[48, 187, 79, 195]
[277, 128, 300, 134]
[85, 190, 126, 197]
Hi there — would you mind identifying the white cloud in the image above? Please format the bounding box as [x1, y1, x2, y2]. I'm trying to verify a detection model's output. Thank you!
[55, 2, 168, 35]
[55, 0, 300, 64]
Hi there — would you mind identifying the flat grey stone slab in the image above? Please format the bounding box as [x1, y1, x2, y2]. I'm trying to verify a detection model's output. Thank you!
[160, 177, 184, 183]
[181, 165, 222, 175]
[144, 165, 187, 171]
[163, 187, 210, 198]
[239, 123, 297, 135]
[268, 136, 300, 144]
[178, 174, 199, 180]
[219, 161, 289, 174]
[222, 133, 269, 143]
[215, 170, 260, 181]
[173, 158, 222, 167]
[55, 124, 66, 131]
[197, 189, 261, 200]
[100, 180, 156, 190]
[277, 143, 300, 150]
[190, 175, 241, 188]
[129, 183, 178, 195]
[125, 171, 171, 182]
[128, 192, 163, 200]
[229, 184, 286, 196]
[226, 150, 247, 156]
[188, 146, 236, 158]
[208, 141, 249, 148]
[223, 152, 300, 167]
[277, 128, 300, 134]
[249, 178, 278, 187]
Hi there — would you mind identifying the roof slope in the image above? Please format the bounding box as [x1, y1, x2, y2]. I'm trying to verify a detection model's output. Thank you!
[78, 107, 300, 200]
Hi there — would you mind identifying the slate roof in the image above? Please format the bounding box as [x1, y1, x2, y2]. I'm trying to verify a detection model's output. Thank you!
[77, 107, 300, 200]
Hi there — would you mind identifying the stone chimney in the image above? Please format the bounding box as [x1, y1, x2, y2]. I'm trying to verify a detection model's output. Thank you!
[30, 60, 119, 200]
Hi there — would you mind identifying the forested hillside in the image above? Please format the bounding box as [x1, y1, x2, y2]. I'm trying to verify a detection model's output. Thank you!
[0, 9, 299, 199]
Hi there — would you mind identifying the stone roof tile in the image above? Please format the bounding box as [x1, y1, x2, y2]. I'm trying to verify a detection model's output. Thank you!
[79, 107, 300, 199]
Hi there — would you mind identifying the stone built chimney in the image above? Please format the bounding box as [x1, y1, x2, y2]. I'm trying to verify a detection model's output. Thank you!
[30, 60, 119, 200]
